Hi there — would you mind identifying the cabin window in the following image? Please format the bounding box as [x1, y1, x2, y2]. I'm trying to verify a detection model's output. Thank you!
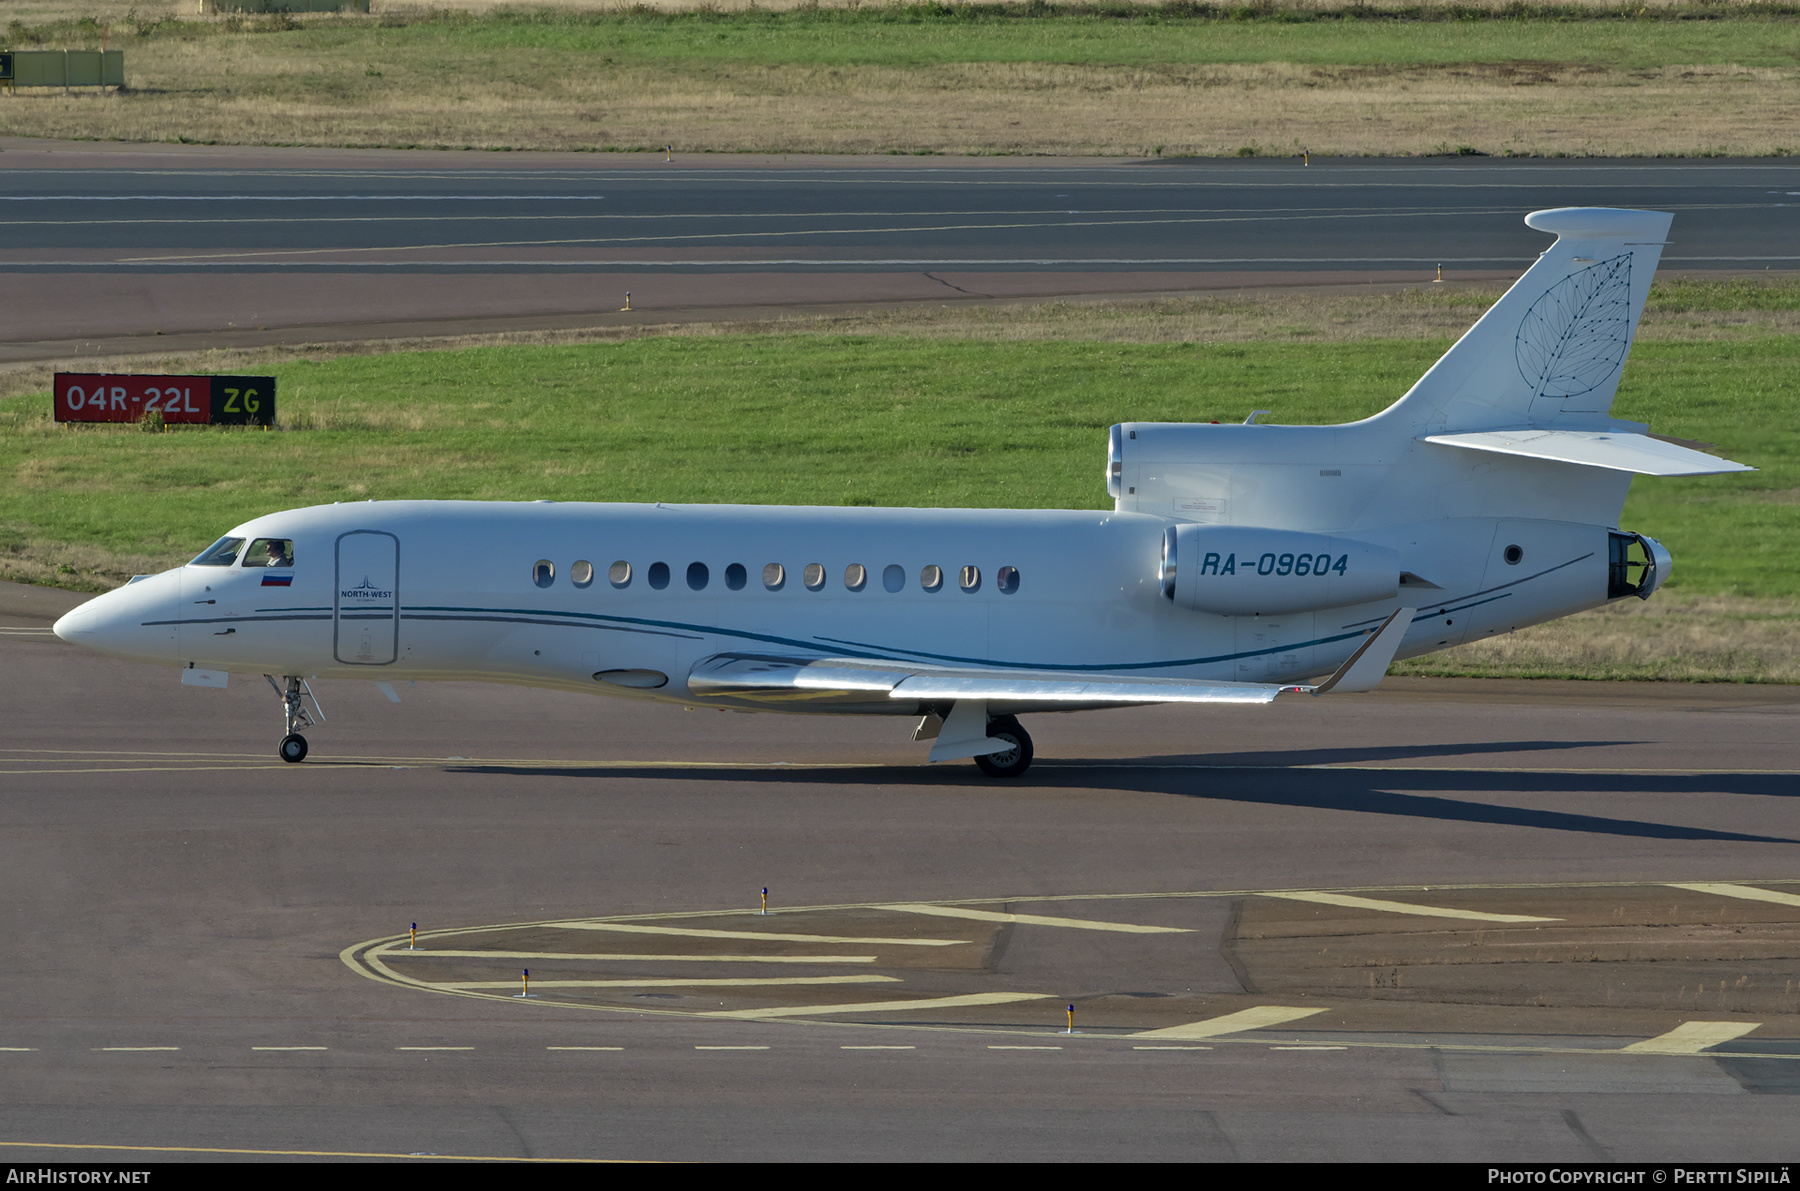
[191, 536, 245, 567]
[242, 538, 294, 568]
[997, 566, 1020, 595]
[570, 560, 594, 588]
[609, 560, 632, 588]
[763, 563, 786, 591]
[647, 562, 670, 590]
[687, 562, 710, 591]
[920, 564, 944, 593]
[883, 564, 905, 593]
[533, 559, 555, 588]
[959, 565, 981, 593]
[803, 563, 825, 591]
[844, 563, 868, 592]
[725, 563, 747, 591]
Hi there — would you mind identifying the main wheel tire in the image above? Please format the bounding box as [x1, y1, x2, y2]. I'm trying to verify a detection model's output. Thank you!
[278, 733, 309, 764]
[974, 716, 1033, 778]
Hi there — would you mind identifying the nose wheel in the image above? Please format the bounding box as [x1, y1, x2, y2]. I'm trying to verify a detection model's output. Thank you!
[975, 715, 1033, 778]
[266, 674, 323, 764]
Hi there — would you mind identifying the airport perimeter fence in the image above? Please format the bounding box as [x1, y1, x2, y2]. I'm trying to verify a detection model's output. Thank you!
[0, 51, 125, 94]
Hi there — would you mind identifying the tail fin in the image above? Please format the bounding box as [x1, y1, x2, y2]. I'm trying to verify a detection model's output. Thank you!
[1382, 208, 1671, 434]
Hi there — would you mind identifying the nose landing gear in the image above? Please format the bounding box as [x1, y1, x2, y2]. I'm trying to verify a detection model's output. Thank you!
[266, 675, 323, 763]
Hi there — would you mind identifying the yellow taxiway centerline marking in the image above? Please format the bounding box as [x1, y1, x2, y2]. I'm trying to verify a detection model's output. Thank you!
[884, 904, 1189, 935]
[1132, 1006, 1327, 1041]
[705, 992, 1053, 1021]
[440, 975, 901, 990]
[0, 1141, 629, 1163]
[1667, 882, 1800, 910]
[378, 949, 879, 964]
[1619, 1022, 1763, 1055]
[1263, 890, 1560, 923]
[558, 922, 965, 947]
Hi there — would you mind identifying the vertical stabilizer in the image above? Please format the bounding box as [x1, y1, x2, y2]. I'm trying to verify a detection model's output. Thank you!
[1382, 208, 1671, 434]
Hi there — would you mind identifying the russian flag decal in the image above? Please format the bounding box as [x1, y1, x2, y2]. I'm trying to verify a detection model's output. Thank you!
[261, 574, 294, 587]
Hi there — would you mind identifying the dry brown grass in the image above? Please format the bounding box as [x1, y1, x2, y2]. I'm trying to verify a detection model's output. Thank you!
[2, 7, 1796, 156]
[1391, 594, 1800, 682]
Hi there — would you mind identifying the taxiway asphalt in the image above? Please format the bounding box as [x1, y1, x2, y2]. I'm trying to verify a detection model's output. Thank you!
[1, 141, 1796, 360]
[4, 582, 1798, 1161]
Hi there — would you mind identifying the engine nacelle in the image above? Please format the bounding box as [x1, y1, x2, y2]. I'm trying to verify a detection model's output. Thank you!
[1160, 525, 1400, 616]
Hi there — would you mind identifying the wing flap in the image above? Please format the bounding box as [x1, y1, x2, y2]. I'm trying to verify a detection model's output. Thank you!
[1421, 429, 1753, 476]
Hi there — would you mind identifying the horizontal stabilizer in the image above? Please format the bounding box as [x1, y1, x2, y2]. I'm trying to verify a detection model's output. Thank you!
[1421, 429, 1753, 477]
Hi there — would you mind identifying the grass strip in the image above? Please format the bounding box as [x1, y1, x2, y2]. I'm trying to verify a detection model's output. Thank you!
[3, 5, 1797, 154]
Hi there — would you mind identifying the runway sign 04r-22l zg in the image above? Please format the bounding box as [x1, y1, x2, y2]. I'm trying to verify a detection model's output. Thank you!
[53, 373, 276, 427]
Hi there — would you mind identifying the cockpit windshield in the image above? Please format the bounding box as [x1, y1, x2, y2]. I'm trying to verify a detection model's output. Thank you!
[190, 536, 246, 567]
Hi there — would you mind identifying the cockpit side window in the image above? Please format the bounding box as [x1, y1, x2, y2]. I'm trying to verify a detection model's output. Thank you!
[243, 538, 295, 568]
[191, 536, 246, 567]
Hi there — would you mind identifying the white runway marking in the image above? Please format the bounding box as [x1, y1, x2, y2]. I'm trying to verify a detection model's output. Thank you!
[547, 1047, 624, 1051]
[1132, 1046, 1212, 1051]
[95, 1047, 177, 1052]
[989, 1046, 1061, 1051]
[439, 975, 900, 990]
[395, 1047, 474, 1051]
[1667, 882, 1800, 910]
[695, 1046, 769, 1051]
[841, 1046, 916, 1050]
[705, 992, 1052, 1020]
[558, 921, 964, 946]
[1620, 1022, 1763, 1054]
[885, 904, 1188, 934]
[251, 1047, 327, 1051]
[1264, 891, 1560, 923]
[380, 949, 879, 964]
[1132, 1006, 1327, 1041]
[1271, 1046, 1348, 1051]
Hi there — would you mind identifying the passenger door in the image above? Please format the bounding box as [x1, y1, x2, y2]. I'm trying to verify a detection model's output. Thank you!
[334, 530, 399, 665]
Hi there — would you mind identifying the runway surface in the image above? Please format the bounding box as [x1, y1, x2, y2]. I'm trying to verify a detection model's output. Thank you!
[2, 140, 1797, 360]
[5, 580, 1798, 1161]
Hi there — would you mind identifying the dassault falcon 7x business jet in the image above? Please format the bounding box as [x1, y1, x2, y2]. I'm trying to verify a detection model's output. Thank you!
[55, 209, 1752, 776]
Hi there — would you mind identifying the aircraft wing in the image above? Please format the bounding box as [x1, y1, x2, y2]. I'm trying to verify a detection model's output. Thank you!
[688, 609, 1415, 710]
[1421, 429, 1753, 476]
[688, 653, 1287, 708]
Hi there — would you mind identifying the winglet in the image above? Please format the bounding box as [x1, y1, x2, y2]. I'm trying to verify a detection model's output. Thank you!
[1306, 607, 1416, 696]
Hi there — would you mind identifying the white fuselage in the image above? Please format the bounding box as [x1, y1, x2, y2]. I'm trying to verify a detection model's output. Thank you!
[55, 494, 1621, 716]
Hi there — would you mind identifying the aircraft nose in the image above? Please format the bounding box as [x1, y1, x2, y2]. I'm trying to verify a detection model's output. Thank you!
[53, 577, 178, 663]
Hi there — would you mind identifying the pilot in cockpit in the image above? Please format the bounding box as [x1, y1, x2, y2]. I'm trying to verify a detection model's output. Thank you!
[258, 539, 293, 568]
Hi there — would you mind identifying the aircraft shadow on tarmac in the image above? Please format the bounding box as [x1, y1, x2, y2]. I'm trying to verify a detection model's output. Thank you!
[441, 751, 1799, 846]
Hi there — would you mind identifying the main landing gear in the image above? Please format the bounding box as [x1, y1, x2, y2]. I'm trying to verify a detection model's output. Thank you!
[975, 714, 1034, 779]
[267, 675, 321, 764]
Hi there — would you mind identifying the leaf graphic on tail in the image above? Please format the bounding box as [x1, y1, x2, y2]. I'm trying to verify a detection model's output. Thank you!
[1514, 253, 1633, 401]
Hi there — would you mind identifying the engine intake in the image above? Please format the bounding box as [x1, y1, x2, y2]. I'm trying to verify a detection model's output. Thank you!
[1161, 525, 1399, 616]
